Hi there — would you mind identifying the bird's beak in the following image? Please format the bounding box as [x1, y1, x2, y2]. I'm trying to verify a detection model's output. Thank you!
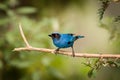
[48, 34, 52, 37]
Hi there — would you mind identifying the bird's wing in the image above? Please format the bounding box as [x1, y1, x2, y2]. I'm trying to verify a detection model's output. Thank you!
[67, 33, 75, 36]
[66, 33, 83, 41]
[65, 34, 75, 42]
[60, 34, 73, 42]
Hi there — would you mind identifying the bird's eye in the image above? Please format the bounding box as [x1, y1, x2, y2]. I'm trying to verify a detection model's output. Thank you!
[52, 33, 60, 39]
[55, 34, 59, 38]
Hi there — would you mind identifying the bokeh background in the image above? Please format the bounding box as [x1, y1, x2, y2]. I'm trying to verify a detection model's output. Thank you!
[0, 0, 120, 80]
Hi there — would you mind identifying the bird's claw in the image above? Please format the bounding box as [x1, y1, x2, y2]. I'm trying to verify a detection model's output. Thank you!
[72, 54, 75, 57]
[52, 49, 58, 55]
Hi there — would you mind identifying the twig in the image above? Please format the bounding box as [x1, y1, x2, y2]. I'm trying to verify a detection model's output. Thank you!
[13, 24, 120, 59]
[19, 23, 31, 47]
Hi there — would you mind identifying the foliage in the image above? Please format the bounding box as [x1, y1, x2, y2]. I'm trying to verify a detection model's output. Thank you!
[98, 0, 120, 21]
[83, 58, 119, 78]
[0, 0, 88, 80]
[98, 0, 110, 20]
[98, 0, 120, 53]
[0, 0, 59, 80]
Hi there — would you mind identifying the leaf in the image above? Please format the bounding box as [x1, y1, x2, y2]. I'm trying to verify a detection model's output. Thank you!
[98, 0, 110, 20]
[10, 60, 32, 68]
[107, 61, 118, 67]
[0, 60, 3, 69]
[114, 16, 120, 22]
[32, 71, 41, 80]
[0, 18, 9, 25]
[88, 68, 97, 78]
[88, 68, 94, 78]
[47, 66, 65, 79]
[16, 7, 37, 14]
[0, 3, 8, 10]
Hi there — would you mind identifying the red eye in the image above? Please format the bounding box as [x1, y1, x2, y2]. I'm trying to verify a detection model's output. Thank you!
[55, 34, 59, 38]
[52, 33, 60, 39]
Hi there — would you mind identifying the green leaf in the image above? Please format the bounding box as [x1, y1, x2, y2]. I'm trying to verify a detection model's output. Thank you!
[47, 66, 65, 79]
[0, 18, 9, 25]
[16, 7, 37, 14]
[0, 3, 8, 10]
[114, 16, 120, 22]
[107, 61, 118, 67]
[10, 60, 31, 68]
[88, 68, 94, 78]
[32, 71, 41, 80]
[0, 60, 3, 69]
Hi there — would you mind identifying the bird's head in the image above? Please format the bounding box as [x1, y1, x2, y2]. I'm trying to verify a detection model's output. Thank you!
[48, 32, 61, 40]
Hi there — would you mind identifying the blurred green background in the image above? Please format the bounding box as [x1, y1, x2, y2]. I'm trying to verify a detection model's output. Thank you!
[0, 0, 120, 80]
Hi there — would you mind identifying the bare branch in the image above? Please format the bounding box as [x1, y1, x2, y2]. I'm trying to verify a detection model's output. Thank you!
[19, 23, 31, 47]
[13, 47, 120, 58]
[13, 24, 120, 59]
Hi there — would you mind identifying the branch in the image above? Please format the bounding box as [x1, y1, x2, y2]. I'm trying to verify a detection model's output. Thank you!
[13, 24, 120, 59]
[18, 23, 31, 47]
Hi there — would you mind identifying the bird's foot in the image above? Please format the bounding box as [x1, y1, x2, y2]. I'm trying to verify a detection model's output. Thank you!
[52, 48, 60, 55]
[52, 50, 58, 54]
[72, 54, 75, 57]
[71, 46, 75, 57]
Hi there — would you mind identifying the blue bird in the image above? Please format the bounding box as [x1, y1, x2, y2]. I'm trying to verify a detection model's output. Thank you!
[48, 32, 84, 57]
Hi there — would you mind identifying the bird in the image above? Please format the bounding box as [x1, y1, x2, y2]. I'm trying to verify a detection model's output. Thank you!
[48, 32, 84, 57]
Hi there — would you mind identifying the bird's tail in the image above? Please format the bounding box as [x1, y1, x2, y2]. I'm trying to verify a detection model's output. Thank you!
[74, 35, 84, 41]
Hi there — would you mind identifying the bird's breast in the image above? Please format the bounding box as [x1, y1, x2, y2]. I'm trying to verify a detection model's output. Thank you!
[53, 39, 73, 48]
